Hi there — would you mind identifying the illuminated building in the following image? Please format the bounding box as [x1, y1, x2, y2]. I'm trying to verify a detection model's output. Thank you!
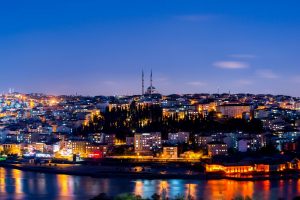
[162, 107, 198, 120]
[2, 143, 21, 155]
[222, 132, 266, 152]
[67, 139, 87, 156]
[104, 134, 116, 146]
[223, 165, 254, 173]
[5, 132, 23, 143]
[162, 147, 178, 159]
[23, 141, 60, 154]
[194, 135, 213, 147]
[162, 108, 186, 120]
[206, 163, 270, 174]
[207, 141, 227, 156]
[248, 134, 266, 151]
[87, 132, 115, 146]
[86, 143, 107, 157]
[31, 142, 46, 152]
[88, 133, 105, 144]
[255, 164, 270, 172]
[52, 124, 58, 133]
[205, 164, 253, 174]
[217, 104, 251, 119]
[108, 103, 130, 112]
[134, 132, 161, 155]
[206, 159, 300, 174]
[197, 102, 217, 116]
[168, 132, 190, 144]
[295, 101, 300, 110]
[27, 125, 43, 133]
[279, 99, 297, 110]
[254, 109, 270, 119]
[65, 139, 107, 158]
[179, 151, 203, 159]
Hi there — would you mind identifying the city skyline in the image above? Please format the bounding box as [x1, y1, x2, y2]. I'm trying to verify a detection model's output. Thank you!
[1, 2, 300, 200]
[1, 1, 300, 96]
[2, 69, 300, 97]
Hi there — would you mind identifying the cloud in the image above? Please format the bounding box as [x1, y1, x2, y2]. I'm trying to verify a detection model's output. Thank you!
[229, 54, 256, 59]
[186, 81, 206, 86]
[256, 69, 279, 79]
[213, 61, 249, 69]
[175, 14, 216, 22]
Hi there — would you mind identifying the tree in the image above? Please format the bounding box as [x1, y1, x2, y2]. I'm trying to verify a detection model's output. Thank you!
[151, 193, 160, 200]
[90, 193, 111, 200]
[115, 194, 144, 200]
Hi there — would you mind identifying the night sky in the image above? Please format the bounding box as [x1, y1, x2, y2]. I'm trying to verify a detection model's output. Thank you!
[0, 0, 300, 96]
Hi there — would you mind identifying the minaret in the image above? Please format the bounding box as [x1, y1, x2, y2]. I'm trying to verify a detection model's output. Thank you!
[142, 70, 144, 96]
[150, 69, 153, 95]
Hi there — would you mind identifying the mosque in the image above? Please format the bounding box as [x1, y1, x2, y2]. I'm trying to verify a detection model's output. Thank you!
[142, 70, 161, 99]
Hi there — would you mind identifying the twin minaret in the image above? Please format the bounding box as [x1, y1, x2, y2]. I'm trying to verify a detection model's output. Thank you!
[142, 69, 153, 96]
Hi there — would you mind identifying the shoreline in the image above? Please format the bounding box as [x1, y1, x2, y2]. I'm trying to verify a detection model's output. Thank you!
[0, 163, 204, 180]
[1, 163, 300, 181]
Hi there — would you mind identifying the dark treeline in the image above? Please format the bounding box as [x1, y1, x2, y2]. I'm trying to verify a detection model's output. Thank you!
[80, 101, 263, 139]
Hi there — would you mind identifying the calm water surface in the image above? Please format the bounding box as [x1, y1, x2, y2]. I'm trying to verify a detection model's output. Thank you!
[0, 167, 300, 200]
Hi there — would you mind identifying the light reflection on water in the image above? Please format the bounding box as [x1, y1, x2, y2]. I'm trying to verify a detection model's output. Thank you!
[0, 167, 300, 199]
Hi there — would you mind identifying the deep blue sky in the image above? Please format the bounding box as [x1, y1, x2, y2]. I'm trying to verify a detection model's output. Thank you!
[1, 0, 300, 96]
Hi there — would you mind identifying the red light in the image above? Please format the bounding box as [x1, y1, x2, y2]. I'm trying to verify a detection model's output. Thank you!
[89, 150, 103, 159]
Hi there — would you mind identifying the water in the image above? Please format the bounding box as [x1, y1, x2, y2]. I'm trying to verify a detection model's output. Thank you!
[0, 167, 300, 200]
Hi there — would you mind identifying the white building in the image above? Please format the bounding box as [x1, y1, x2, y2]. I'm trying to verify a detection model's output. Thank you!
[207, 141, 228, 156]
[162, 147, 178, 159]
[134, 132, 161, 155]
[168, 132, 189, 144]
